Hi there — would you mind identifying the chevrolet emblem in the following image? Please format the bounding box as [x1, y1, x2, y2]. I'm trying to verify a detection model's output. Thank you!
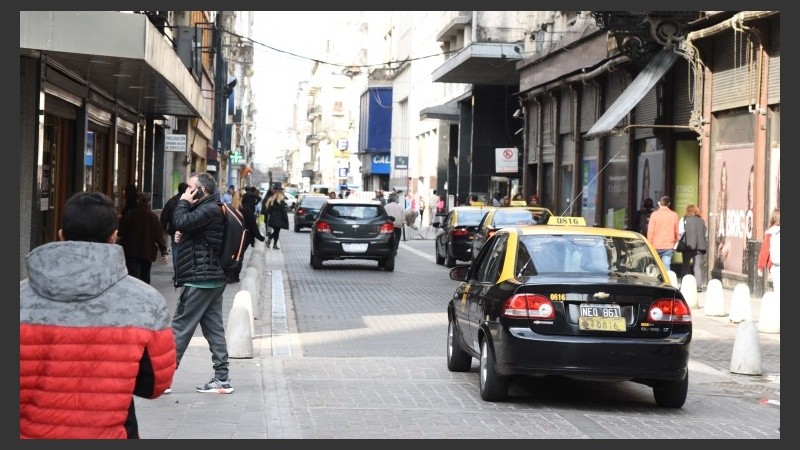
[593, 292, 610, 299]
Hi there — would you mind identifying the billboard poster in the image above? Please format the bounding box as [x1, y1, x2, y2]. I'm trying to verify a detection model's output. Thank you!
[636, 139, 664, 209]
[672, 140, 700, 265]
[713, 147, 755, 274]
[769, 147, 780, 213]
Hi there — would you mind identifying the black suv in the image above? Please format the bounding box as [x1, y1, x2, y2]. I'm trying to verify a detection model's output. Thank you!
[294, 194, 329, 231]
[308, 199, 397, 271]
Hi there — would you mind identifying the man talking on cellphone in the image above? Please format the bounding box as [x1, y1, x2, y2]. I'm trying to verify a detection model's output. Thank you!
[170, 172, 234, 394]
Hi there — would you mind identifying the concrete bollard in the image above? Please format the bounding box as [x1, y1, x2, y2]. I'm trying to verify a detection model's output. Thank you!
[728, 283, 752, 323]
[668, 270, 679, 288]
[730, 320, 761, 375]
[703, 279, 727, 317]
[242, 271, 260, 305]
[680, 274, 698, 309]
[226, 304, 253, 359]
[232, 289, 255, 337]
[757, 292, 780, 334]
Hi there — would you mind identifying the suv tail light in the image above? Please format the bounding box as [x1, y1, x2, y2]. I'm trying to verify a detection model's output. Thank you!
[451, 228, 469, 237]
[315, 221, 332, 234]
[379, 222, 394, 234]
[648, 298, 692, 323]
[503, 294, 555, 319]
[487, 228, 499, 238]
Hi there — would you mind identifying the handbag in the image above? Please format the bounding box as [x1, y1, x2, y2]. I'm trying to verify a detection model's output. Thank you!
[675, 232, 688, 252]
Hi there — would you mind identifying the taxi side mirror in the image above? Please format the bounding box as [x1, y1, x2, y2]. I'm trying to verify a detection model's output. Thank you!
[449, 265, 469, 281]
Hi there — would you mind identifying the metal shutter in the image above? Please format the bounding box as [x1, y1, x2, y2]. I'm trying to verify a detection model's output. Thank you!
[634, 86, 657, 139]
[768, 19, 780, 105]
[606, 72, 626, 129]
[672, 58, 693, 126]
[542, 95, 555, 162]
[580, 82, 597, 132]
[527, 100, 538, 164]
[559, 88, 572, 134]
[711, 30, 754, 111]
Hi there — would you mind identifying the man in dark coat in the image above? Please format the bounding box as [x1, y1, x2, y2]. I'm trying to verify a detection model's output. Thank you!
[160, 182, 189, 266]
[170, 172, 233, 394]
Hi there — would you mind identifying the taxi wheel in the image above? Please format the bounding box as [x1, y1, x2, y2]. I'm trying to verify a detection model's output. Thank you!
[653, 372, 688, 408]
[479, 339, 509, 401]
[447, 317, 471, 372]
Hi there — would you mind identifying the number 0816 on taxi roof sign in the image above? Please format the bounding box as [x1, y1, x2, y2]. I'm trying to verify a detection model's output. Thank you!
[546, 216, 587, 226]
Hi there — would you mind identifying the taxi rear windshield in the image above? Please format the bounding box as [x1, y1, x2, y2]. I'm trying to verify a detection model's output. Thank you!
[457, 210, 488, 225]
[516, 234, 660, 278]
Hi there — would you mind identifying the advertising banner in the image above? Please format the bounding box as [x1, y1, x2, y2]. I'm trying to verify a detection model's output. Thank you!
[713, 147, 755, 274]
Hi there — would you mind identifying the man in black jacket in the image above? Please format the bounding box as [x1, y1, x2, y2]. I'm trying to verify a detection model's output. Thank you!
[160, 182, 189, 267]
[171, 172, 233, 394]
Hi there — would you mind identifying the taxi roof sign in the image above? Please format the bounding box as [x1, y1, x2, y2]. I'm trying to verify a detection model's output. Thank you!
[509, 200, 528, 206]
[547, 216, 587, 226]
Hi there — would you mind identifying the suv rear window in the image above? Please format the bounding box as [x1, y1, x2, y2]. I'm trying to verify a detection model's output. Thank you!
[325, 205, 384, 220]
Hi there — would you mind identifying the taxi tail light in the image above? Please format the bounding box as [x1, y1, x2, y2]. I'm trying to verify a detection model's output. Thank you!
[451, 228, 469, 237]
[379, 222, 394, 234]
[503, 294, 555, 320]
[648, 298, 692, 323]
[315, 221, 332, 234]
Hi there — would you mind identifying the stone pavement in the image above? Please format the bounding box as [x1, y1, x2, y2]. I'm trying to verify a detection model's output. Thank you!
[134, 228, 780, 439]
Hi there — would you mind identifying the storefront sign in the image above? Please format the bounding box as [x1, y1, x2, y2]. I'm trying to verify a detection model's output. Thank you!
[164, 134, 187, 152]
[395, 156, 408, 170]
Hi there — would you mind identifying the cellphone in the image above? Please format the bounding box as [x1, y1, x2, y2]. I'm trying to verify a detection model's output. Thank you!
[192, 187, 204, 200]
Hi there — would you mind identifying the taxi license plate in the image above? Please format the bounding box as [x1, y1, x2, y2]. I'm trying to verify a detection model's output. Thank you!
[579, 303, 625, 332]
[342, 243, 368, 253]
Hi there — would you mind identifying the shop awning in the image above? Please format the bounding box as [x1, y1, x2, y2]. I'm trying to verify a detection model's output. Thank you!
[420, 98, 460, 122]
[585, 49, 679, 140]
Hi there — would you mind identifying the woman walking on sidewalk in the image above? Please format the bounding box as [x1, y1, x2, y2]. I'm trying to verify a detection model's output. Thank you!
[680, 204, 708, 292]
[264, 190, 289, 249]
[758, 208, 780, 297]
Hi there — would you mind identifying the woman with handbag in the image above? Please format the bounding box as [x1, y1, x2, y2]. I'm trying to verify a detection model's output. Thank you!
[680, 204, 708, 291]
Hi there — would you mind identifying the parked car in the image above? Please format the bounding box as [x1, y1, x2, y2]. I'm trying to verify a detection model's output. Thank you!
[432, 205, 495, 268]
[308, 199, 397, 271]
[446, 216, 691, 407]
[471, 206, 553, 261]
[293, 194, 329, 231]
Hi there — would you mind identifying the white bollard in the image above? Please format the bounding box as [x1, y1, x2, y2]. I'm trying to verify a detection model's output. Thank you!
[680, 274, 698, 309]
[757, 292, 780, 334]
[730, 320, 762, 375]
[233, 290, 255, 337]
[728, 283, 752, 323]
[703, 279, 727, 317]
[242, 273, 260, 306]
[226, 304, 253, 359]
[668, 270, 679, 288]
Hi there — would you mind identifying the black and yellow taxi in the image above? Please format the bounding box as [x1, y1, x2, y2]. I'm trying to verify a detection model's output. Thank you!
[446, 216, 691, 407]
[471, 203, 553, 262]
[432, 203, 496, 268]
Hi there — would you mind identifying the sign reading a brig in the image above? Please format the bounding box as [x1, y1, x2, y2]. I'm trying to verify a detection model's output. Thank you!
[164, 134, 187, 152]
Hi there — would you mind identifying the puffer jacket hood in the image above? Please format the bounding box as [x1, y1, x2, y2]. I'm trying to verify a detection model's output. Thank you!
[25, 241, 127, 302]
